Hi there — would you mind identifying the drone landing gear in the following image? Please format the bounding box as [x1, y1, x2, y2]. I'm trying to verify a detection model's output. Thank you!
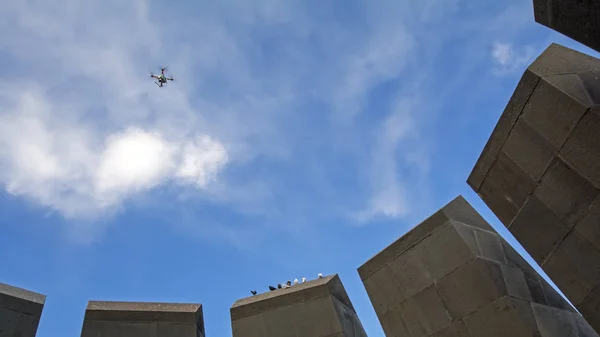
[155, 81, 162, 87]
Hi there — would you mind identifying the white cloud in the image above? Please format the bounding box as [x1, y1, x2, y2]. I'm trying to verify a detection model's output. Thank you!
[0, 0, 425, 229]
[364, 104, 414, 218]
[491, 41, 535, 76]
[0, 0, 540, 242]
[0, 91, 228, 219]
[331, 27, 415, 122]
[175, 136, 229, 187]
[353, 95, 430, 223]
[0, 0, 234, 226]
[492, 42, 514, 65]
[95, 129, 177, 196]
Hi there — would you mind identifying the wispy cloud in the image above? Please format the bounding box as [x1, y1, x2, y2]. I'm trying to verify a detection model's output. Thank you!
[491, 41, 536, 76]
[354, 95, 424, 222]
[0, 0, 541, 244]
[0, 87, 227, 219]
[0, 1, 230, 230]
[330, 26, 415, 123]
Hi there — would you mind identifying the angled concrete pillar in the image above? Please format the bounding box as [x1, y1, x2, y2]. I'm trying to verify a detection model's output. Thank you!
[0, 282, 46, 337]
[358, 196, 597, 337]
[533, 0, 600, 53]
[80, 301, 205, 337]
[468, 42, 600, 332]
[231, 274, 367, 337]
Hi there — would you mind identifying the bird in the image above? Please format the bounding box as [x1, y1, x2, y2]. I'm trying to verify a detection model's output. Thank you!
[269, 286, 276, 291]
[318, 273, 323, 279]
[293, 278, 299, 285]
[301, 277, 307, 283]
[251, 290, 257, 295]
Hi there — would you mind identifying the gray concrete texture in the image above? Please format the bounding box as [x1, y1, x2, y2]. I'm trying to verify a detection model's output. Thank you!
[230, 274, 368, 337]
[358, 196, 597, 337]
[467, 42, 600, 332]
[0, 282, 46, 337]
[533, 0, 600, 53]
[80, 300, 205, 337]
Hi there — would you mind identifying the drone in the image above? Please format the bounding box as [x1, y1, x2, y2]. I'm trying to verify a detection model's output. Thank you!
[150, 67, 174, 87]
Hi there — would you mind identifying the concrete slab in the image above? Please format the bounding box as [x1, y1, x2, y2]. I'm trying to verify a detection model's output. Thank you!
[468, 43, 600, 192]
[532, 0, 600, 53]
[358, 196, 597, 337]
[560, 106, 600, 189]
[464, 296, 538, 337]
[534, 158, 598, 228]
[580, 286, 600, 336]
[80, 301, 204, 337]
[230, 274, 367, 337]
[358, 195, 490, 281]
[468, 42, 600, 332]
[521, 75, 589, 149]
[0, 282, 45, 337]
[399, 285, 451, 337]
[508, 195, 570, 263]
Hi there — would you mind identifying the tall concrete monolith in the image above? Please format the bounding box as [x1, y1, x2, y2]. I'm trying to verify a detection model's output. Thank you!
[0, 282, 46, 337]
[230, 274, 367, 337]
[79, 301, 205, 337]
[533, 0, 600, 53]
[468, 42, 600, 332]
[358, 196, 598, 337]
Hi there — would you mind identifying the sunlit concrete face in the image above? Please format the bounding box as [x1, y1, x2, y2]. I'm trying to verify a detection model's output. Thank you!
[0, 282, 46, 337]
[358, 196, 598, 337]
[230, 274, 368, 337]
[468, 43, 600, 332]
[79, 301, 205, 337]
[533, 0, 600, 53]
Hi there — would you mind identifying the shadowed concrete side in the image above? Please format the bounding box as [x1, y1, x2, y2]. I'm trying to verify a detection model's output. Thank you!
[468, 42, 600, 332]
[230, 274, 368, 337]
[80, 301, 205, 337]
[533, 0, 600, 53]
[0, 282, 46, 337]
[358, 196, 598, 337]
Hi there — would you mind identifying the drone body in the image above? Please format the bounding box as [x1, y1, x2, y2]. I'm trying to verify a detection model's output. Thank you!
[150, 67, 174, 87]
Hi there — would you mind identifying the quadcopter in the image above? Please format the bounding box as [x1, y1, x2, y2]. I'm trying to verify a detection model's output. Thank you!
[150, 67, 174, 87]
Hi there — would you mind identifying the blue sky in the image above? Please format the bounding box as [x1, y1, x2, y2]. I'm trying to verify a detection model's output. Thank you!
[1, 0, 600, 336]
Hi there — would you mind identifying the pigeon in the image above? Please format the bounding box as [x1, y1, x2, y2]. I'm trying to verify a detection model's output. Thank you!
[269, 286, 276, 291]
[301, 277, 307, 283]
[293, 278, 299, 285]
[251, 290, 257, 295]
[277, 284, 282, 289]
[318, 273, 323, 279]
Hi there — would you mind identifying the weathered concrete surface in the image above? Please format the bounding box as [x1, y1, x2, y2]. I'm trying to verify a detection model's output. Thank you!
[231, 274, 367, 337]
[468, 42, 600, 332]
[358, 196, 597, 337]
[80, 301, 205, 337]
[0, 282, 46, 337]
[533, 0, 600, 53]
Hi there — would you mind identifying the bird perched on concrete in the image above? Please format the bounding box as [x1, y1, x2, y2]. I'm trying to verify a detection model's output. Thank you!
[251, 290, 257, 295]
[293, 278, 299, 285]
[318, 273, 323, 279]
[269, 286, 276, 291]
[301, 277, 307, 283]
